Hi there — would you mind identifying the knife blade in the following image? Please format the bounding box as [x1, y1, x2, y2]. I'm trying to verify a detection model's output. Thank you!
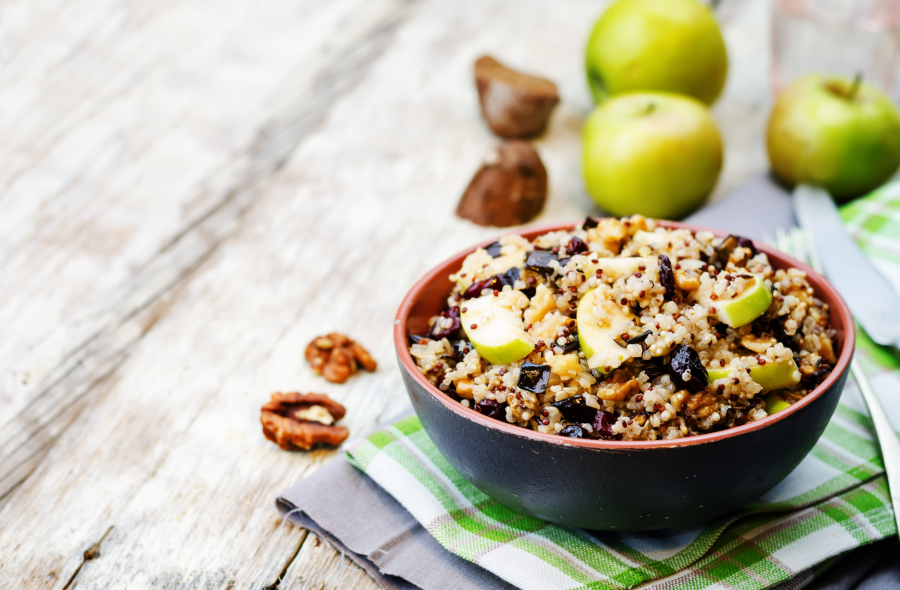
[792, 184, 900, 347]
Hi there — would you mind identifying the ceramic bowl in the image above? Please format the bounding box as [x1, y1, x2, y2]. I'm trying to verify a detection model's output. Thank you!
[394, 221, 854, 531]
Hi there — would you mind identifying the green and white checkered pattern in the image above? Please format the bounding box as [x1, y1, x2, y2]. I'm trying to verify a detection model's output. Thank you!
[346, 184, 900, 590]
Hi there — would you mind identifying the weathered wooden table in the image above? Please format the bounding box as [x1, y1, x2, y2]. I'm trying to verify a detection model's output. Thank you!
[0, 0, 769, 587]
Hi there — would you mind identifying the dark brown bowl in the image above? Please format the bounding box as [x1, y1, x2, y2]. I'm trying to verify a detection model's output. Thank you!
[394, 221, 854, 531]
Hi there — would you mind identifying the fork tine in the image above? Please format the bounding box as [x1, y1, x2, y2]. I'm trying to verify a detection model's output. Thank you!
[790, 227, 808, 265]
[775, 227, 790, 254]
[800, 228, 824, 275]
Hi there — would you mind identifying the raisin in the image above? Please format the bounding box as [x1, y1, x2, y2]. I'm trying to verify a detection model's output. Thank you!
[484, 241, 503, 258]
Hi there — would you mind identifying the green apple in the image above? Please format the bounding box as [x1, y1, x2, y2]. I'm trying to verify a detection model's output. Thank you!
[698, 274, 772, 328]
[585, 0, 728, 105]
[582, 92, 723, 219]
[577, 288, 637, 373]
[765, 396, 791, 415]
[461, 295, 533, 364]
[582, 256, 654, 281]
[707, 357, 800, 391]
[767, 74, 900, 200]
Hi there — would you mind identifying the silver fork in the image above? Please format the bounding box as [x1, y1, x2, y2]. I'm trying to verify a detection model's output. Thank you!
[770, 227, 900, 528]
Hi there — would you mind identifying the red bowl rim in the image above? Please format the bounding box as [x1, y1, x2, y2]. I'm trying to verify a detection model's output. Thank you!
[394, 220, 855, 449]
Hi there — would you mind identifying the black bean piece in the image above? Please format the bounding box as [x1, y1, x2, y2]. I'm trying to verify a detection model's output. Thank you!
[640, 358, 670, 381]
[565, 236, 589, 256]
[520, 287, 537, 299]
[525, 250, 559, 275]
[669, 344, 708, 393]
[475, 398, 507, 421]
[593, 409, 619, 440]
[485, 241, 503, 258]
[582, 216, 599, 230]
[557, 256, 572, 268]
[659, 254, 675, 299]
[715, 235, 739, 266]
[625, 330, 653, 345]
[425, 306, 462, 340]
[446, 383, 464, 403]
[409, 335, 425, 345]
[517, 362, 551, 394]
[503, 267, 521, 286]
[551, 395, 598, 424]
[559, 424, 588, 438]
[561, 334, 580, 354]
[450, 339, 474, 361]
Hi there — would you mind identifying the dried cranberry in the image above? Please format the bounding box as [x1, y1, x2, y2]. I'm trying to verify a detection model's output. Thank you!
[582, 216, 599, 230]
[659, 254, 675, 299]
[517, 362, 551, 394]
[446, 383, 464, 403]
[593, 409, 619, 440]
[461, 268, 521, 299]
[670, 344, 708, 393]
[485, 241, 503, 258]
[525, 250, 559, 275]
[565, 236, 589, 256]
[425, 306, 462, 340]
[551, 395, 598, 424]
[475, 398, 507, 421]
[559, 425, 589, 438]
[736, 236, 759, 257]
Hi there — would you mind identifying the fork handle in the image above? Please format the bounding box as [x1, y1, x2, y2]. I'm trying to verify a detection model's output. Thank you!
[851, 359, 900, 512]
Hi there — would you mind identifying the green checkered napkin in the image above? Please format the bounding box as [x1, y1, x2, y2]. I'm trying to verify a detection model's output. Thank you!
[346, 184, 900, 590]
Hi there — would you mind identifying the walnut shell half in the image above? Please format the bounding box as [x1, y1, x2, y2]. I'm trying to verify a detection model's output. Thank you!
[261, 392, 349, 451]
[474, 55, 559, 138]
[456, 141, 547, 227]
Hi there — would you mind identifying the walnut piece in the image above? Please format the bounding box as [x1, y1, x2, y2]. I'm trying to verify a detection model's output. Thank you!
[456, 141, 547, 227]
[261, 392, 349, 451]
[474, 55, 559, 138]
[304, 333, 377, 383]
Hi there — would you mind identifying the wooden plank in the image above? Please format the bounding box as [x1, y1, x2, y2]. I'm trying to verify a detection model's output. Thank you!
[0, 0, 416, 508]
[0, 0, 771, 587]
[279, 532, 379, 590]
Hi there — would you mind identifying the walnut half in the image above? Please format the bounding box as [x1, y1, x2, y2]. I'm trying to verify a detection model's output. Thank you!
[305, 333, 377, 384]
[261, 392, 349, 451]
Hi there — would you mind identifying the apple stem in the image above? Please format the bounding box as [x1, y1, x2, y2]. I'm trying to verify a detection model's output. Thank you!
[645, 102, 656, 115]
[848, 72, 862, 101]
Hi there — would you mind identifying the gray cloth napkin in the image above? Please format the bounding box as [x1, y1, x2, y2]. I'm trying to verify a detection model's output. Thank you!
[276, 175, 899, 590]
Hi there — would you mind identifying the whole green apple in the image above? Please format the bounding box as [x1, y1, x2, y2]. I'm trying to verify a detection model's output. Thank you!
[582, 92, 723, 219]
[767, 74, 900, 200]
[585, 0, 728, 105]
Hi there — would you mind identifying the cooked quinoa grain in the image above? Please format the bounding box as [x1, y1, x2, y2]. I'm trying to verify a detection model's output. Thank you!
[409, 217, 836, 441]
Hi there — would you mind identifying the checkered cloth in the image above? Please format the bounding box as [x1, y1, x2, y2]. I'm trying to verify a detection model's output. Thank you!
[346, 184, 900, 590]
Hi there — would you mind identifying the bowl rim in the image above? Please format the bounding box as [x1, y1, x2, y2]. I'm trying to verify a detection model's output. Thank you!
[394, 219, 855, 449]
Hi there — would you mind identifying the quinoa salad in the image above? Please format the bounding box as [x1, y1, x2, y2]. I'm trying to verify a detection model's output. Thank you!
[408, 217, 838, 441]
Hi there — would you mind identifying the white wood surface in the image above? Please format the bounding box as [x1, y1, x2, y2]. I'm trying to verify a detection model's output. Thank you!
[0, 0, 770, 587]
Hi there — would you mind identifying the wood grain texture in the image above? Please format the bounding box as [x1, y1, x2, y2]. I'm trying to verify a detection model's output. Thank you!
[0, 0, 770, 587]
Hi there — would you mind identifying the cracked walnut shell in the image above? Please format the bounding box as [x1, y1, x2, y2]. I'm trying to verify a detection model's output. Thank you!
[305, 333, 377, 383]
[261, 392, 349, 451]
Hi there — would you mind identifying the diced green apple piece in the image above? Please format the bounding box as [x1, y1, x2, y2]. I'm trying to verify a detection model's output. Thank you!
[700, 274, 772, 328]
[576, 288, 637, 373]
[582, 256, 654, 281]
[461, 295, 534, 365]
[707, 357, 800, 391]
[765, 396, 791, 415]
